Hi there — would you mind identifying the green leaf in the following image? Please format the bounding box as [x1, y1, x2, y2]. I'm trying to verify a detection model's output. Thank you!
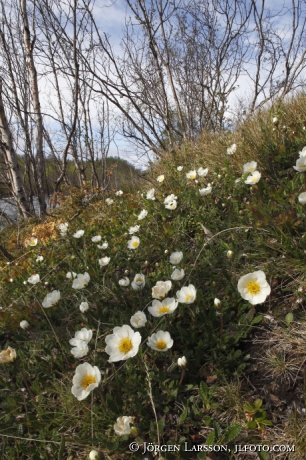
[212, 420, 222, 440]
[247, 420, 257, 429]
[179, 407, 188, 424]
[285, 312, 293, 325]
[254, 398, 263, 409]
[258, 451, 270, 460]
[224, 423, 242, 442]
[206, 429, 215, 445]
[251, 315, 263, 325]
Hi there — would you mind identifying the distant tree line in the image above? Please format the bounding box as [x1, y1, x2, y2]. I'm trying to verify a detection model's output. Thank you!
[0, 0, 305, 218]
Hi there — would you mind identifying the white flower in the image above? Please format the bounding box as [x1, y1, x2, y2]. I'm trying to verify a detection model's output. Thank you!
[146, 188, 155, 200]
[199, 186, 212, 196]
[91, 235, 102, 243]
[119, 277, 130, 287]
[26, 237, 38, 247]
[20, 320, 29, 330]
[186, 170, 197, 179]
[72, 328, 93, 343]
[237, 270, 271, 305]
[73, 230, 84, 238]
[165, 200, 177, 210]
[169, 251, 183, 265]
[58, 223, 68, 236]
[70, 339, 89, 358]
[272, 116, 278, 124]
[105, 325, 141, 362]
[157, 175, 164, 183]
[129, 225, 140, 234]
[243, 161, 257, 173]
[147, 330, 173, 352]
[36, 256, 44, 262]
[80, 302, 89, 313]
[244, 171, 261, 184]
[116, 190, 123, 196]
[227, 143, 236, 155]
[66, 271, 77, 279]
[298, 146, 306, 157]
[171, 268, 185, 280]
[127, 236, 140, 250]
[176, 284, 197, 304]
[130, 311, 147, 328]
[177, 356, 187, 368]
[197, 167, 208, 177]
[177, 166, 183, 171]
[89, 451, 100, 460]
[42, 290, 60, 308]
[298, 192, 306, 204]
[72, 272, 90, 289]
[227, 250, 234, 259]
[27, 274, 40, 285]
[164, 194, 177, 204]
[138, 209, 148, 220]
[148, 298, 178, 317]
[97, 242, 108, 249]
[235, 178, 241, 184]
[114, 416, 134, 436]
[98, 257, 110, 267]
[71, 362, 101, 401]
[131, 274, 145, 290]
[214, 298, 221, 308]
[294, 153, 306, 172]
[152, 280, 172, 299]
[105, 198, 114, 205]
[0, 346, 17, 363]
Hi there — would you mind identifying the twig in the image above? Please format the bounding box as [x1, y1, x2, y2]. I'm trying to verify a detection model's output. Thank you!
[143, 360, 160, 446]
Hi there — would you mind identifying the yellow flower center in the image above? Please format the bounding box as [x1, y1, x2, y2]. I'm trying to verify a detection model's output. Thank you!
[249, 167, 255, 171]
[136, 317, 141, 324]
[246, 281, 261, 295]
[185, 294, 193, 302]
[251, 176, 258, 182]
[155, 340, 167, 350]
[190, 174, 195, 179]
[299, 164, 306, 168]
[158, 305, 170, 314]
[118, 337, 133, 354]
[132, 241, 139, 247]
[81, 375, 96, 389]
[136, 277, 143, 283]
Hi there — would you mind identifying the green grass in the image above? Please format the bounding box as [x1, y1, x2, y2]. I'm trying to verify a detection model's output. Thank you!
[1, 93, 306, 459]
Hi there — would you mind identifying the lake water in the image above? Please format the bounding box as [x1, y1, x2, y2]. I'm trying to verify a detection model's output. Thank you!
[0, 197, 50, 229]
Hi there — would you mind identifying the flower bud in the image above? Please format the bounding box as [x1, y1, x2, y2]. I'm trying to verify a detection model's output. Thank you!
[214, 298, 221, 308]
[272, 116, 278, 125]
[20, 320, 29, 330]
[89, 451, 100, 460]
[177, 356, 187, 368]
[227, 250, 233, 259]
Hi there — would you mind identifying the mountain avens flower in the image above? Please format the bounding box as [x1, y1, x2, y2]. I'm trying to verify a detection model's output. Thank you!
[114, 416, 135, 436]
[66, 271, 77, 279]
[227, 143, 236, 155]
[157, 175, 165, 183]
[148, 298, 178, 317]
[237, 270, 271, 305]
[171, 268, 185, 280]
[42, 290, 60, 308]
[298, 192, 306, 204]
[186, 170, 197, 179]
[147, 330, 173, 352]
[146, 188, 155, 200]
[243, 161, 257, 173]
[105, 198, 114, 205]
[98, 257, 110, 267]
[131, 274, 145, 290]
[127, 236, 140, 249]
[91, 235, 102, 242]
[138, 209, 148, 220]
[105, 325, 141, 362]
[199, 186, 212, 196]
[58, 223, 68, 236]
[129, 225, 140, 234]
[26, 237, 38, 247]
[293, 152, 306, 172]
[176, 284, 197, 304]
[197, 167, 208, 177]
[116, 190, 123, 196]
[70, 339, 89, 358]
[72, 272, 90, 289]
[130, 311, 147, 328]
[27, 274, 40, 285]
[71, 363, 101, 401]
[36, 256, 44, 262]
[119, 277, 130, 287]
[169, 251, 183, 265]
[0, 346, 17, 363]
[73, 230, 84, 238]
[244, 171, 261, 184]
[80, 302, 89, 313]
[177, 356, 187, 368]
[177, 166, 183, 171]
[152, 280, 172, 299]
